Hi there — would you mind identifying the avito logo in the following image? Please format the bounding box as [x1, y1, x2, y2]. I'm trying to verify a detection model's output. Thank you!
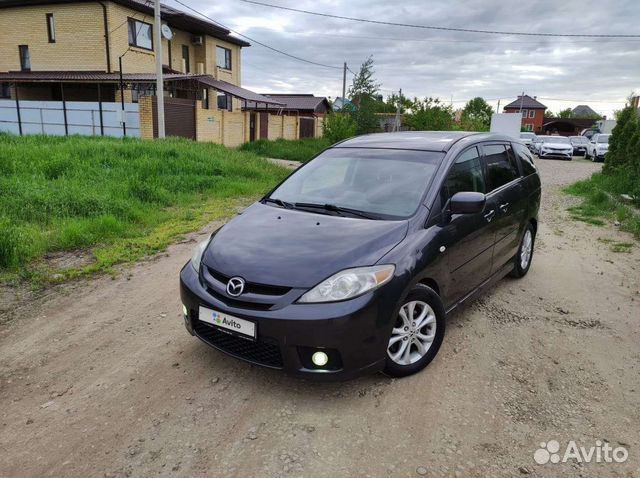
[220, 317, 242, 330]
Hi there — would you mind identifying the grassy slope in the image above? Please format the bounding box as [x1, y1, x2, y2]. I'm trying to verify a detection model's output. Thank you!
[564, 170, 640, 239]
[239, 138, 330, 162]
[0, 134, 289, 283]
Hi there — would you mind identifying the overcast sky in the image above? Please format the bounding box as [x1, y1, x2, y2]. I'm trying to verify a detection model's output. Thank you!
[169, 0, 639, 117]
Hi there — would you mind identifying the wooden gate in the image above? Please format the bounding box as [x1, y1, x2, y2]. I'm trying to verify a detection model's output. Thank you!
[152, 97, 196, 139]
[299, 117, 315, 138]
[259, 112, 268, 139]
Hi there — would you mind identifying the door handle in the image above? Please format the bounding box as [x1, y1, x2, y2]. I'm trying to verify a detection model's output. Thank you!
[499, 202, 510, 213]
[484, 209, 495, 222]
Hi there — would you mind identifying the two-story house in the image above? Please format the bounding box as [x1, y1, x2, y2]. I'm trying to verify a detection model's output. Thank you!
[503, 95, 547, 133]
[0, 0, 285, 142]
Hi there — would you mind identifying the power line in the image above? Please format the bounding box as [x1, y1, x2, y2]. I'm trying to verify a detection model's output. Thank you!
[170, 0, 342, 69]
[277, 30, 640, 45]
[239, 0, 640, 38]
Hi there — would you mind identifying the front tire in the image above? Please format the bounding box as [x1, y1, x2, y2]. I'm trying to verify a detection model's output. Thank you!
[383, 284, 445, 378]
[510, 223, 535, 278]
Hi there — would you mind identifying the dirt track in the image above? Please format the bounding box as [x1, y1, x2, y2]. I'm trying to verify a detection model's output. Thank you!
[1, 158, 639, 477]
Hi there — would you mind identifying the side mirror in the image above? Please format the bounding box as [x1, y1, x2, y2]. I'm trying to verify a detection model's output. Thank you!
[450, 192, 486, 215]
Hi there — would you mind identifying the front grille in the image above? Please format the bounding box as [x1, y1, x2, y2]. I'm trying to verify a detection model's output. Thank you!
[193, 320, 284, 369]
[204, 286, 273, 311]
[207, 267, 291, 296]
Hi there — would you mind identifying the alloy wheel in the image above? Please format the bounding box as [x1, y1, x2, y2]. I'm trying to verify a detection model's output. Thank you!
[387, 300, 436, 365]
[520, 229, 533, 270]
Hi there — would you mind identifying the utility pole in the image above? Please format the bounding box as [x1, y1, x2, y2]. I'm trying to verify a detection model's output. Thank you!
[394, 88, 402, 132]
[341, 62, 347, 105]
[154, 0, 165, 138]
[496, 99, 501, 112]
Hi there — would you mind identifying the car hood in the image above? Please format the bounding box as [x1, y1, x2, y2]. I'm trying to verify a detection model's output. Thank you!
[202, 203, 409, 288]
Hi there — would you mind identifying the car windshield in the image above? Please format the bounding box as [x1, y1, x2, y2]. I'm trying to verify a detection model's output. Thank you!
[597, 135, 610, 143]
[543, 136, 570, 144]
[267, 148, 444, 219]
[520, 133, 535, 139]
[570, 136, 588, 144]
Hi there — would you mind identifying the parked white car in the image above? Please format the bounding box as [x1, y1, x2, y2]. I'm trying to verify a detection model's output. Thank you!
[531, 136, 544, 155]
[537, 136, 573, 160]
[586, 134, 610, 162]
[519, 132, 537, 151]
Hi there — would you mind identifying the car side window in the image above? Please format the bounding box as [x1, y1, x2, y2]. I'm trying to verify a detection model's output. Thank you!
[483, 144, 519, 192]
[440, 146, 485, 206]
[513, 143, 536, 176]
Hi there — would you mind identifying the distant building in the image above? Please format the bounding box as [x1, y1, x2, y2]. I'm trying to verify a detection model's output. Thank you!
[572, 105, 599, 118]
[503, 95, 547, 133]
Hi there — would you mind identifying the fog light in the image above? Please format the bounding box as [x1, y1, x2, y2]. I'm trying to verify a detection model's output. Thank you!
[311, 351, 329, 367]
[182, 304, 188, 317]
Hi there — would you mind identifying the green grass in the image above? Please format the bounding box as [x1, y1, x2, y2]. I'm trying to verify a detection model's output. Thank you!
[239, 137, 330, 162]
[564, 171, 640, 239]
[0, 134, 289, 283]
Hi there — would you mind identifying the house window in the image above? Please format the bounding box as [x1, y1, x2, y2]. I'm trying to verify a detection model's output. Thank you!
[46, 13, 56, 43]
[521, 109, 528, 117]
[217, 91, 231, 111]
[524, 124, 534, 131]
[19, 45, 30, 71]
[216, 46, 232, 70]
[127, 18, 153, 50]
[182, 45, 190, 73]
[0, 82, 10, 98]
[131, 84, 155, 103]
[529, 110, 535, 118]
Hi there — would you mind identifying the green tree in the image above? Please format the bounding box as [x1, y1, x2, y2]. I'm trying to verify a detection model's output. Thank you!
[348, 55, 381, 99]
[323, 112, 357, 144]
[605, 98, 638, 172]
[347, 56, 381, 135]
[557, 108, 574, 118]
[544, 110, 555, 119]
[460, 97, 493, 131]
[404, 97, 455, 131]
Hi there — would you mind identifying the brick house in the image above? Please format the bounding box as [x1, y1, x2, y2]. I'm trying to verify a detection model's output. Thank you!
[503, 95, 547, 133]
[0, 0, 290, 144]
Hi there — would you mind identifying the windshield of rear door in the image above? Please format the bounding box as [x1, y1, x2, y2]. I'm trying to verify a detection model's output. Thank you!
[597, 135, 610, 143]
[267, 148, 444, 219]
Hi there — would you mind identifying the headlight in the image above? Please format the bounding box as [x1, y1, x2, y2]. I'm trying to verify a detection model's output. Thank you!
[190, 239, 209, 273]
[298, 265, 395, 303]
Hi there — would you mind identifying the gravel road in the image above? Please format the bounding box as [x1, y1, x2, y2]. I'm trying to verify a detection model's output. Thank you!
[1, 158, 638, 478]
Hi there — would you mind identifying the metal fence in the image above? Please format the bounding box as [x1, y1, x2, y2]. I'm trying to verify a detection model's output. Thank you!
[0, 100, 140, 137]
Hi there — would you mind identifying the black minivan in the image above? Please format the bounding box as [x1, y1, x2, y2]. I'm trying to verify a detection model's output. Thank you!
[180, 132, 541, 380]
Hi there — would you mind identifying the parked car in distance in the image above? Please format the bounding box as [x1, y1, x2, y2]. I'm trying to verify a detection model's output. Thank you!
[519, 132, 537, 151]
[531, 136, 544, 155]
[180, 132, 541, 380]
[581, 128, 599, 140]
[586, 133, 610, 162]
[537, 136, 573, 160]
[569, 136, 590, 156]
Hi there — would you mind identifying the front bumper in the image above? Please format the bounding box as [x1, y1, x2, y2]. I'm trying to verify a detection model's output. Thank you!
[179, 263, 400, 380]
[572, 147, 586, 155]
[539, 149, 573, 159]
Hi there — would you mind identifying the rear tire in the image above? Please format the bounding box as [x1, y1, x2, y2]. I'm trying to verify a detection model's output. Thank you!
[510, 223, 535, 278]
[383, 284, 445, 378]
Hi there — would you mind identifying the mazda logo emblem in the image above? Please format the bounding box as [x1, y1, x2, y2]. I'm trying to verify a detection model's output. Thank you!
[226, 277, 245, 297]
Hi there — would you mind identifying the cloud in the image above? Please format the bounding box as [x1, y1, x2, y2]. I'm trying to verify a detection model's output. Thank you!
[170, 0, 640, 116]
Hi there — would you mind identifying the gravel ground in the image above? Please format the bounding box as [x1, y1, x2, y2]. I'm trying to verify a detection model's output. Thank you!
[0, 157, 639, 478]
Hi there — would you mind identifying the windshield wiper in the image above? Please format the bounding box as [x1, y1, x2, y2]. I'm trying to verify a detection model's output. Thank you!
[263, 197, 294, 209]
[293, 202, 379, 220]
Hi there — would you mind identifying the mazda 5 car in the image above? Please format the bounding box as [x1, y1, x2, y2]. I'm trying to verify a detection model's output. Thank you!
[180, 132, 541, 380]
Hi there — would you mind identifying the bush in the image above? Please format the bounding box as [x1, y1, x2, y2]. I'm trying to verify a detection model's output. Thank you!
[323, 113, 357, 144]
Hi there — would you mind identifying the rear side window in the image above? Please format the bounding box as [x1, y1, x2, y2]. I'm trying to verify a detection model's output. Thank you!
[483, 144, 519, 192]
[513, 143, 536, 176]
[440, 146, 485, 205]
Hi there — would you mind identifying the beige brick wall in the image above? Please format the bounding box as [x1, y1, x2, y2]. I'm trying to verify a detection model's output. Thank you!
[283, 116, 298, 140]
[138, 95, 154, 140]
[0, 3, 107, 72]
[267, 115, 283, 140]
[315, 116, 324, 138]
[195, 104, 249, 147]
